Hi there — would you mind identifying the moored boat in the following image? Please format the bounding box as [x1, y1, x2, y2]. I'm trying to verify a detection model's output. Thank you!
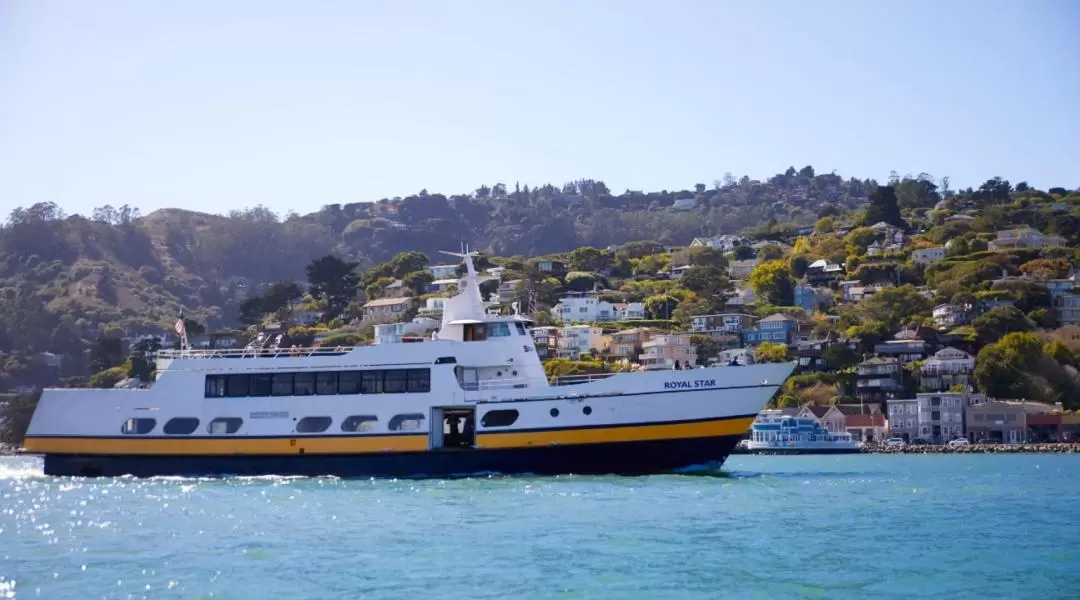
[746, 410, 862, 454]
[23, 250, 795, 478]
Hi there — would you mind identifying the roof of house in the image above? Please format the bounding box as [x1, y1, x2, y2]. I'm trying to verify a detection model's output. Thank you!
[804, 405, 832, 418]
[363, 297, 413, 308]
[759, 313, 798, 323]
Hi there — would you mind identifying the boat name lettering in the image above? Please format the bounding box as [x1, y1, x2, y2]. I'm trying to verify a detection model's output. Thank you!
[250, 411, 290, 419]
[663, 379, 716, 390]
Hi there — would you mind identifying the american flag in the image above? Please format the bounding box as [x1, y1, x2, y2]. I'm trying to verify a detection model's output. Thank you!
[174, 316, 186, 337]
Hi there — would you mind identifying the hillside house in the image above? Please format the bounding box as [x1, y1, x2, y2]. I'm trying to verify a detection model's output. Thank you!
[361, 297, 413, 322]
[798, 405, 846, 434]
[988, 227, 1066, 251]
[742, 313, 799, 346]
[639, 334, 696, 370]
[690, 235, 749, 252]
[912, 246, 946, 266]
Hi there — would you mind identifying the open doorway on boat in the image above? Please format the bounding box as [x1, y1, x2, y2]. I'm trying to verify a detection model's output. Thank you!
[430, 407, 475, 450]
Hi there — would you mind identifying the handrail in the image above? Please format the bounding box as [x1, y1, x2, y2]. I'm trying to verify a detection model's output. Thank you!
[459, 377, 548, 391]
[156, 346, 361, 360]
[552, 373, 618, 386]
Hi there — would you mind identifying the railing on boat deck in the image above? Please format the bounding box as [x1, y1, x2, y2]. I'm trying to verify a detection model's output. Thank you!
[156, 346, 358, 360]
[551, 373, 618, 386]
[459, 377, 548, 391]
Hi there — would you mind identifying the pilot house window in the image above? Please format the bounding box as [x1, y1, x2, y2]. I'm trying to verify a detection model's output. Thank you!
[488, 323, 511, 337]
[463, 324, 487, 342]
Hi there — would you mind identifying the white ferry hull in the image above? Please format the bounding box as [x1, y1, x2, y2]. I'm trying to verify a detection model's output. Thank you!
[25, 363, 792, 478]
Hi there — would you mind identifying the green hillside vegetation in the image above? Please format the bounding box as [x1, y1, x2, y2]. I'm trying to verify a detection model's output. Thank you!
[2, 168, 1080, 419]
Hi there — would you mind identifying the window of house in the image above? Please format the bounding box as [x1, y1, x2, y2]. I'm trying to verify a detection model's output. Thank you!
[361, 370, 384, 394]
[121, 418, 157, 434]
[163, 417, 200, 435]
[293, 372, 315, 396]
[296, 416, 332, 433]
[389, 413, 425, 431]
[341, 415, 378, 432]
[315, 372, 337, 395]
[208, 417, 243, 434]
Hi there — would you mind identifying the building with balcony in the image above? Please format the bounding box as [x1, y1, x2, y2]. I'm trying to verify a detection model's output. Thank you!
[639, 333, 696, 370]
[606, 327, 654, 360]
[988, 227, 1067, 251]
[690, 313, 756, 337]
[874, 330, 929, 363]
[855, 357, 904, 401]
[919, 347, 975, 391]
[556, 325, 608, 359]
[552, 292, 643, 323]
[427, 264, 460, 279]
[932, 303, 971, 329]
[805, 259, 844, 285]
[1046, 277, 1080, 327]
[361, 297, 414, 322]
[917, 392, 985, 443]
[886, 397, 919, 441]
[742, 313, 799, 346]
[530, 326, 560, 360]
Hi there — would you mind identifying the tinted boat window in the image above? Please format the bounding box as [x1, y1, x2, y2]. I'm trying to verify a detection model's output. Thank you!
[489, 323, 511, 337]
[296, 416, 332, 433]
[226, 374, 249, 397]
[514, 322, 527, 335]
[338, 371, 361, 394]
[406, 369, 431, 393]
[341, 415, 378, 432]
[252, 374, 273, 396]
[361, 371, 384, 394]
[121, 418, 157, 434]
[207, 417, 243, 434]
[315, 372, 337, 395]
[163, 417, 200, 435]
[293, 372, 315, 396]
[383, 370, 407, 393]
[271, 373, 293, 396]
[205, 375, 226, 398]
[481, 409, 519, 428]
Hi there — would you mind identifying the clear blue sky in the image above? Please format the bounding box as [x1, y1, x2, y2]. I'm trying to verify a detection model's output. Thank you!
[1, 0, 1077, 219]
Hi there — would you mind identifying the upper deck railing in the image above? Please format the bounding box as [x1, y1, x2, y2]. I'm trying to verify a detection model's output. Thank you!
[551, 373, 618, 386]
[156, 346, 358, 360]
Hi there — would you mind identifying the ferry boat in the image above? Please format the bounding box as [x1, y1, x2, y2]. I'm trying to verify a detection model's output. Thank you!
[745, 410, 862, 454]
[23, 251, 796, 478]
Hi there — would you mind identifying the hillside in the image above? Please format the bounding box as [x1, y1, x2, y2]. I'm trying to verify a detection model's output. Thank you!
[1, 167, 1078, 397]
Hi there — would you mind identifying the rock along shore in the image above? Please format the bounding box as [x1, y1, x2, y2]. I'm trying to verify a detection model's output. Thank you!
[861, 443, 1080, 454]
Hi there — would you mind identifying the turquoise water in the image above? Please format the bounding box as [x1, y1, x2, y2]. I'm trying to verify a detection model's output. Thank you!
[1, 454, 1077, 599]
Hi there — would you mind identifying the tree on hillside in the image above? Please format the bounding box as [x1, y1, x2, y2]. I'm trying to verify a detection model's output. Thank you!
[853, 285, 931, 332]
[1019, 258, 1072, 280]
[679, 266, 731, 308]
[755, 341, 789, 363]
[757, 244, 785, 261]
[971, 306, 1034, 345]
[306, 255, 359, 319]
[389, 251, 429, 278]
[749, 261, 794, 306]
[644, 294, 679, 320]
[861, 186, 906, 228]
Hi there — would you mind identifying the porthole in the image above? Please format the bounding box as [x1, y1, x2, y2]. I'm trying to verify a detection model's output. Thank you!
[512, 370, 518, 376]
[341, 415, 378, 432]
[497, 371, 503, 377]
[120, 418, 156, 435]
[481, 409, 519, 428]
[163, 417, 199, 435]
[389, 413, 426, 432]
[296, 416, 332, 433]
[207, 417, 243, 435]
[583, 406, 592, 416]
[550, 408, 559, 417]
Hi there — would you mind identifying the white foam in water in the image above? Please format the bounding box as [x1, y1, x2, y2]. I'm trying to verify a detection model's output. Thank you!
[0, 576, 16, 599]
[0, 457, 44, 480]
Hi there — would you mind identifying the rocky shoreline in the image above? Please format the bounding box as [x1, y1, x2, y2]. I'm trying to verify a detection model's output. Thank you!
[861, 442, 1080, 454]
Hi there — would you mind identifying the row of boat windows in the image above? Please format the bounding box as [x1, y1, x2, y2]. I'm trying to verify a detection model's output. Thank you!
[204, 368, 431, 398]
[120, 410, 523, 435]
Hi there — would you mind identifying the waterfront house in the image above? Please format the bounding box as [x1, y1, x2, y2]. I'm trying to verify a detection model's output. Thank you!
[919, 347, 975, 391]
[965, 401, 1058, 444]
[606, 327, 654, 360]
[1027, 411, 1080, 443]
[917, 392, 985, 443]
[556, 325, 608, 359]
[836, 404, 887, 442]
[885, 397, 918, 441]
[639, 334, 696, 370]
[798, 405, 846, 434]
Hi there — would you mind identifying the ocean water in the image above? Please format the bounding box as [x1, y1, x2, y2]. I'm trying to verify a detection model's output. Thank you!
[0, 454, 1077, 600]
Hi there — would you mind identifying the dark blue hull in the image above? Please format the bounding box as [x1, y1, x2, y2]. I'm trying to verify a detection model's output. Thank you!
[41, 434, 743, 478]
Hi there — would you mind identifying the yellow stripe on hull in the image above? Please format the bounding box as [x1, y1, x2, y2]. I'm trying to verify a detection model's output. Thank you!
[23, 417, 754, 456]
[22, 434, 430, 456]
[476, 416, 755, 449]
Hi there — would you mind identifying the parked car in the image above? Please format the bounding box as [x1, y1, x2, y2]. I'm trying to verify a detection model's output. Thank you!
[947, 438, 970, 447]
[885, 437, 906, 447]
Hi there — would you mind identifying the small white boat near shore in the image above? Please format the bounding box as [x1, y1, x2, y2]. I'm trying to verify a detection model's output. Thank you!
[745, 410, 862, 454]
